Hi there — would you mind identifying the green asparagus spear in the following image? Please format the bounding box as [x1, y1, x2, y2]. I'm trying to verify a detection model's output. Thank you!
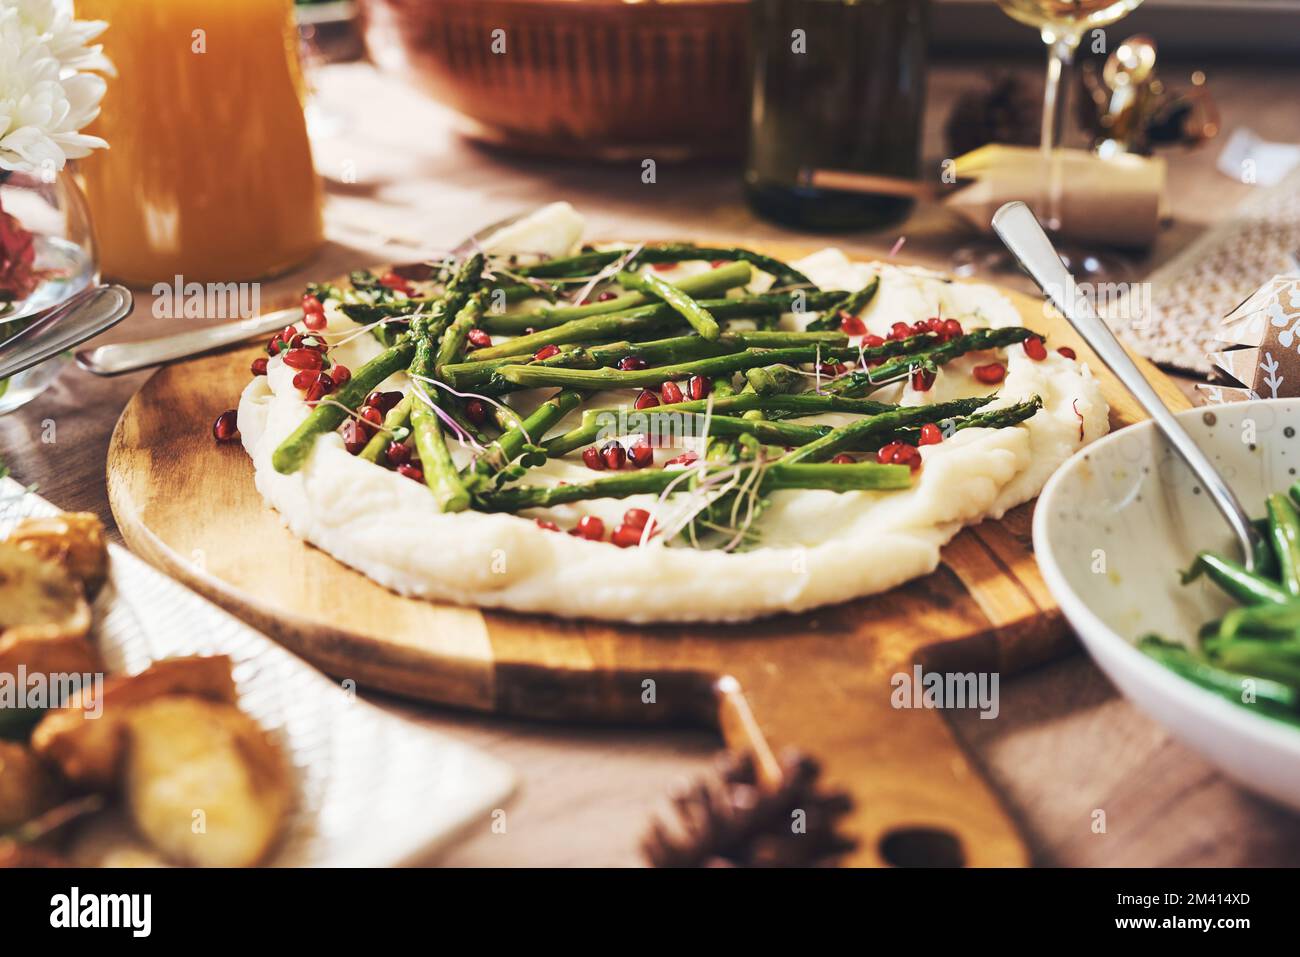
[410, 404, 470, 512]
[471, 389, 584, 478]
[779, 396, 1001, 464]
[530, 262, 752, 324]
[805, 275, 880, 332]
[882, 398, 1044, 449]
[474, 460, 911, 511]
[1267, 493, 1300, 596]
[435, 291, 488, 373]
[616, 268, 721, 340]
[359, 393, 414, 464]
[514, 243, 813, 288]
[272, 340, 416, 474]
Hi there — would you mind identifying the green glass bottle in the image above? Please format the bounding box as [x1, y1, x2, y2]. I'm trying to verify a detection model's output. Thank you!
[745, 0, 930, 231]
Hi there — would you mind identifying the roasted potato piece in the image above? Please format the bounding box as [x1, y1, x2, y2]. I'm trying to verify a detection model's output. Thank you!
[8, 513, 109, 598]
[123, 696, 290, 868]
[0, 741, 60, 830]
[0, 542, 90, 643]
[0, 633, 102, 739]
[31, 655, 237, 788]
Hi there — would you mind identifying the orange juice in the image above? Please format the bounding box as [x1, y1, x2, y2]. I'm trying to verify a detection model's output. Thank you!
[77, 0, 323, 284]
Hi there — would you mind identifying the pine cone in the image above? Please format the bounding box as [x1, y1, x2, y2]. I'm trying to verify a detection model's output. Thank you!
[642, 749, 855, 868]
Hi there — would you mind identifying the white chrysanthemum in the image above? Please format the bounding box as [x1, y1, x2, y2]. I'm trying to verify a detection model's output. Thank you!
[0, 0, 112, 176]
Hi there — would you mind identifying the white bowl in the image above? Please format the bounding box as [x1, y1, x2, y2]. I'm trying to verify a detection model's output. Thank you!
[1033, 398, 1300, 812]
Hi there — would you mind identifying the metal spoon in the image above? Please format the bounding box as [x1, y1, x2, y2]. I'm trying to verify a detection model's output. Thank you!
[992, 200, 1265, 571]
[0, 284, 134, 382]
[74, 207, 543, 376]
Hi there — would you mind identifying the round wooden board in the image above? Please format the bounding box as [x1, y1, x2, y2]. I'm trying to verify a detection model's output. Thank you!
[108, 268, 1187, 867]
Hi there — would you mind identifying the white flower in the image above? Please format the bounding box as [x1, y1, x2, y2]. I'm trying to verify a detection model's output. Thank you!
[0, 0, 113, 176]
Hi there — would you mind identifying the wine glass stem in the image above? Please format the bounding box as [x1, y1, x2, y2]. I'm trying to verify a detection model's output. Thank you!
[1039, 30, 1080, 233]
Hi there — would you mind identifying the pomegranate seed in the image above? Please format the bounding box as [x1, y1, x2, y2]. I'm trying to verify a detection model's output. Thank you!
[283, 348, 323, 370]
[213, 410, 239, 443]
[267, 337, 285, 356]
[611, 524, 644, 548]
[535, 519, 560, 532]
[878, 441, 921, 471]
[467, 328, 492, 349]
[397, 463, 424, 483]
[820, 362, 849, 377]
[386, 441, 411, 466]
[623, 508, 652, 528]
[862, 334, 885, 349]
[340, 420, 368, 455]
[628, 441, 654, 469]
[250, 357, 268, 376]
[281, 325, 298, 343]
[911, 368, 935, 392]
[919, 423, 943, 446]
[331, 365, 351, 388]
[661, 381, 684, 404]
[666, 451, 699, 467]
[303, 310, 326, 331]
[710, 259, 729, 269]
[651, 262, 676, 272]
[889, 322, 912, 341]
[292, 369, 316, 390]
[380, 271, 413, 295]
[302, 293, 324, 314]
[582, 447, 606, 471]
[305, 372, 334, 403]
[359, 405, 384, 428]
[635, 390, 660, 410]
[1058, 346, 1077, 360]
[597, 291, 617, 302]
[973, 362, 1007, 384]
[927, 317, 944, 332]
[366, 390, 403, 414]
[942, 319, 963, 340]
[576, 515, 605, 541]
[1023, 335, 1047, 360]
[876, 442, 903, 464]
[687, 375, 710, 400]
[619, 356, 648, 371]
[601, 441, 626, 470]
[830, 453, 856, 464]
[465, 399, 490, 426]
[533, 344, 561, 361]
[840, 312, 866, 336]
[911, 320, 930, 336]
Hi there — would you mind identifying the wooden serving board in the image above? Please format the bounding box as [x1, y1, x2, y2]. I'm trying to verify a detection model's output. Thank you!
[107, 278, 1187, 867]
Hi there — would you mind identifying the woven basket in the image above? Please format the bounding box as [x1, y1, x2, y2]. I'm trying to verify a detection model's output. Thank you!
[358, 0, 751, 160]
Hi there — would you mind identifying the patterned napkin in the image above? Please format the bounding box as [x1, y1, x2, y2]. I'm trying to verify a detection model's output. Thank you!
[1106, 165, 1300, 375]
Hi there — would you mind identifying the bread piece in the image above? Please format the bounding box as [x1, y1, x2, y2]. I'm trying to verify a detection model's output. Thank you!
[122, 696, 290, 867]
[0, 542, 91, 643]
[8, 513, 109, 598]
[0, 741, 60, 830]
[31, 655, 237, 788]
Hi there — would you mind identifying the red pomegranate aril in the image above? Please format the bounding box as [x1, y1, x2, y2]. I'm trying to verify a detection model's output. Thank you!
[303, 310, 327, 331]
[652, 261, 676, 272]
[876, 442, 903, 464]
[340, 420, 368, 455]
[582, 447, 606, 471]
[535, 518, 560, 532]
[292, 369, 315, 390]
[666, 450, 699, 467]
[820, 362, 849, 377]
[283, 348, 323, 371]
[927, 316, 944, 332]
[305, 373, 334, 404]
[889, 321, 912, 341]
[919, 423, 944, 446]
[597, 291, 617, 302]
[911, 368, 935, 392]
[830, 453, 856, 464]
[250, 357, 268, 376]
[687, 375, 710, 400]
[711, 259, 729, 269]
[623, 508, 652, 529]
[619, 356, 648, 371]
[1023, 335, 1048, 360]
[331, 365, 351, 388]
[863, 334, 885, 349]
[281, 325, 298, 343]
[576, 515, 605, 541]
[634, 390, 660, 410]
[365, 390, 402, 414]
[464, 399, 490, 427]
[380, 271, 413, 296]
[628, 442, 654, 469]
[661, 381, 684, 404]
[611, 524, 644, 548]
[893, 445, 923, 471]
[1058, 346, 1077, 360]
[533, 344, 561, 361]
[397, 463, 424, 483]
[385, 441, 411, 467]
[840, 311, 867, 336]
[213, 410, 240, 443]
[941, 319, 964, 341]
[911, 320, 930, 336]
[466, 328, 492, 350]
[359, 405, 384, 428]
[601, 441, 627, 470]
[267, 337, 284, 357]
[973, 362, 1007, 384]
[302, 292, 324, 314]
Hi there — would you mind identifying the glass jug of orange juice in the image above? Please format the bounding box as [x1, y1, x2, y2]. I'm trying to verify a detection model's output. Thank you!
[77, 0, 323, 285]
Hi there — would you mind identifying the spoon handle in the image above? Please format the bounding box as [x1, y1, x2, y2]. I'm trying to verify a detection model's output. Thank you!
[992, 200, 1264, 570]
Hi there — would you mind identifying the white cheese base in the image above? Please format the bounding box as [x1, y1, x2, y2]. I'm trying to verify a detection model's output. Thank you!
[239, 209, 1108, 623]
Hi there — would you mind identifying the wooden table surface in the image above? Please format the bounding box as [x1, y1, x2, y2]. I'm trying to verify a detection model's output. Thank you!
[5, 56, 1300, 866]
